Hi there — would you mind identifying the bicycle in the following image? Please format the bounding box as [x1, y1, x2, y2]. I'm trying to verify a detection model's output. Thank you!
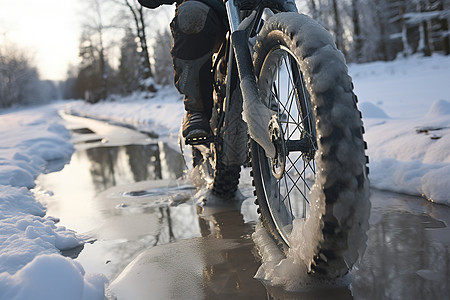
[181, 0, 371, 278]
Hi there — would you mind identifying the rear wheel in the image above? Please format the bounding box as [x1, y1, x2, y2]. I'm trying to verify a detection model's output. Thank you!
[251, 13, 370, 278]
[192, 143, 240, 199]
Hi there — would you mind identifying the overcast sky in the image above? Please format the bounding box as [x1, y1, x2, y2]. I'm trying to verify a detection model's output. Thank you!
[0, 0, 82, 81]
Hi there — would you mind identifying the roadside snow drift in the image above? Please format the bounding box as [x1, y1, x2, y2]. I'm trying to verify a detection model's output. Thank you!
[0, 103, 107, 300]
[360, 98, 450, 205]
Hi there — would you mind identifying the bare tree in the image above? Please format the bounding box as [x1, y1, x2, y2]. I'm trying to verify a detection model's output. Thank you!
[153, 28, 173, 86]
[307, 0, 320, 20]
[119, 27, 141, 93]
[77, 30, 103, 102]
[331, 0, 345, 53]
[0, 42, 42, 108]
[304, 0, 449, 63]
[374, 0, 395, 61]
[79, 0, 111, 102]
[441, 0, 450, 54]
[351, 0, 363, 62]
[114, 0, 156, 92]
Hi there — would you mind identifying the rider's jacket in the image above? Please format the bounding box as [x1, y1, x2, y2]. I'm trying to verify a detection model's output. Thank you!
[138, 0, 226, 17]
[138, 0, 178, 8]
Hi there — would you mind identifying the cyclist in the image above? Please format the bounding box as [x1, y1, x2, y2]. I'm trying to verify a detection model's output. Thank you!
[138, 0, 227, 144]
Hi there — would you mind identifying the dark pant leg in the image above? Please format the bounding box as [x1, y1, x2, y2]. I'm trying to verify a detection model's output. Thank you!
[170, 1, 226, 118]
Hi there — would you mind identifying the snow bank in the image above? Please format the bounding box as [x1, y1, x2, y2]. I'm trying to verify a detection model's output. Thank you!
[0, 103, 106, 299]
[350, 54, 450, 119]
[361, 99, 450, 205]
[0, 108, 73, 188]
[359, 102, 390, 119]
[0, 254, 107, 300]
[347, 54, 450, 205]
[427, 98, 450, 117]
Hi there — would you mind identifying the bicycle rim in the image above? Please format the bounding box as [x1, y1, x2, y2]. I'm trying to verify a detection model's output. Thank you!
[253, 45, 317, 249]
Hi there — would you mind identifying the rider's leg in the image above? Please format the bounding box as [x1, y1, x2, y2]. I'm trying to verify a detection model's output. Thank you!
[170, 0, 226, 140]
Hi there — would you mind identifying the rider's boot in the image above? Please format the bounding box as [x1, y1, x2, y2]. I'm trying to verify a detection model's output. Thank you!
[182, 110, 211, 144]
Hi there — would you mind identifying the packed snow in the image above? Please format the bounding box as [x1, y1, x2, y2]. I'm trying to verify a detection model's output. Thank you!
[0, 55, 449, 298]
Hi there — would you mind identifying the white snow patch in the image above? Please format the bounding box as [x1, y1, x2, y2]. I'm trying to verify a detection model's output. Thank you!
[427, 99, 450, 117]
[359, 102, 390, 119]
[363, 99, 450, 204]
[0, 102, 106, 299]
[0, 254, 107, 300]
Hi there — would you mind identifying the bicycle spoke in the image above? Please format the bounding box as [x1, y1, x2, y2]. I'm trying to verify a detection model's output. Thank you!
[271, 90, 299, 126]
[284, 170, 309, 205]
[255, 46, 317, 245]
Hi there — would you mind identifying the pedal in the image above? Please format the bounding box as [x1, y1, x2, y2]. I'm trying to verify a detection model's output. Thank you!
[185, 135, 212, 145]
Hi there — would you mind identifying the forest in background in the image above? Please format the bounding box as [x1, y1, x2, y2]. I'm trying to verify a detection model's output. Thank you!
[1, 0, 450, 108]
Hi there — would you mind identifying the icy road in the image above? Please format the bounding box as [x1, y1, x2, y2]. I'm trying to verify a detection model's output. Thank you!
[33, 115, 450, 300]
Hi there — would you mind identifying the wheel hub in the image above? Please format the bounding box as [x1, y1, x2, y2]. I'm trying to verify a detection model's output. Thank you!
[268, 115, 286, 180]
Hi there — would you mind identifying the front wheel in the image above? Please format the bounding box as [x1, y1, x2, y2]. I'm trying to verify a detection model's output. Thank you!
[250, 13, 370, 278]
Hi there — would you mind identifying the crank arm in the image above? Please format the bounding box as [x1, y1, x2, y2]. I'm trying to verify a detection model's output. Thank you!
[193, 144, 210, 153]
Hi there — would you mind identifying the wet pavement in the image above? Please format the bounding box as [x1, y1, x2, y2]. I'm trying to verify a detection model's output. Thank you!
[34, 115, 450, 299]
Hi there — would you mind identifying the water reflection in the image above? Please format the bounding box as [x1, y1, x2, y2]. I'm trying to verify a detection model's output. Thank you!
[109, 199, 356, 300]
[196, 205, 267, 299]
[108, 202, 270, 299]
[84, 143, 183, 193]
[352, 208, 449, 299]
[35, 141, 194, 280]
[80, 201, 201, 280]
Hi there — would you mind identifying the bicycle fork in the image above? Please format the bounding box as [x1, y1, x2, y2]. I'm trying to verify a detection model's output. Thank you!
[225, 1, 277, 159]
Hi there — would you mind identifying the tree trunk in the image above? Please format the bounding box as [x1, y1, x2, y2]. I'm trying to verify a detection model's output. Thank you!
[351, 0, 362, 62]
[308, 0, 319, 20]
[417, 2, 432, 56]
[443, 19, 450, 55]
[441, 0, 450, 55]
[123, 0, 155, 92]
[331, 0, 346, 57]
[400, 2, 411, 57]
[138, 6, 153, 80]
[94, 0, 108, 101]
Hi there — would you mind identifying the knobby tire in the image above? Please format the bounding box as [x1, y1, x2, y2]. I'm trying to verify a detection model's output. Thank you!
[250, 13, 370, 278]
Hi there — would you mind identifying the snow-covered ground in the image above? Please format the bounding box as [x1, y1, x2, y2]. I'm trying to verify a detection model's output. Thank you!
[351, 55, 450, 204]
[0, 54, 449, 299]
[0, 103, 107, 299]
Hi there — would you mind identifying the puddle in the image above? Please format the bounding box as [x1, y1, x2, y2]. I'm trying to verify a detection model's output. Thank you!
[110, 206, 268, 300]
[33, 115, 450, 298]
[34, 140, 200, 279]
[352, 190, 450, 300]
